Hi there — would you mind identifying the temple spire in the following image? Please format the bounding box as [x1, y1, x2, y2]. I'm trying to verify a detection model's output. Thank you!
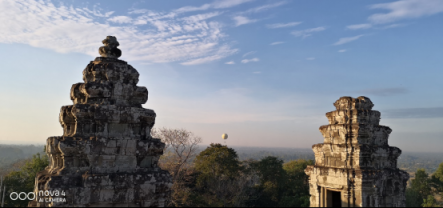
[305, 96, 409, 207]
[99, 36, 122, 58]
[29, 36, 171, 207]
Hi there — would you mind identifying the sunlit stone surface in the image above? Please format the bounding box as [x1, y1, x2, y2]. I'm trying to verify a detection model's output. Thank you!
[305, 96, 409, 207]
[29, 36, 172, 207]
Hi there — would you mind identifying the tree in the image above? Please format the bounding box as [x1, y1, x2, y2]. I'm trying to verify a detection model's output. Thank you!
[412, 169, 432, 200]
[250, 156, 287, 207]
[406, 168, 439, 207]
[193, 143, 243, 207]
[431, 162, 443, 192]
[151, 128, 202, 207]
[422, 195, 439, 207]
[280, 159, 314, 207]
[195, 143, 240, 180]
[406, 188, 423, 207]
[3, 153, 49, 207]
[434, 163, 443, 182]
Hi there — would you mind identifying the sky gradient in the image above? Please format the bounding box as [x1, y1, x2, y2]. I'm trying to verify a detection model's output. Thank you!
[0, 0, 442, 152]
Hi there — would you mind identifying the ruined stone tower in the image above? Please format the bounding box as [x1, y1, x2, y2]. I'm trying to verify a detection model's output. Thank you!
[305, 96, 409, 207]
[29, 36, 172, 207]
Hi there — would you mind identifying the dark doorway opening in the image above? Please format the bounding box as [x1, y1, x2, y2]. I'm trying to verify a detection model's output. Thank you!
[327, 190, 342, 207]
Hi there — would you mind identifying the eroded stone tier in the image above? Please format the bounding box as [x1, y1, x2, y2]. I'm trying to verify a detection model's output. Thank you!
[30, 36, 172, 207]
[305, 96, 409, 207]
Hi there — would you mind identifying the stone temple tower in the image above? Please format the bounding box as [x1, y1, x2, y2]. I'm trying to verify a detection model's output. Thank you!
[305, 96, 409, 207]
[29, 36, 172, 207]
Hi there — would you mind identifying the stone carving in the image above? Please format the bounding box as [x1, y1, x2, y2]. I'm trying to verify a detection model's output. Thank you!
[305, 96, 409, 207]
[29, 37, 172, 207]
[99, 36, 122, 58]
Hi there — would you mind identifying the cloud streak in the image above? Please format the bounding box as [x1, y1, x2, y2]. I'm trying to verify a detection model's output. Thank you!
[267, 22, 302, 29]
[242, 51, 256, 57]
[270, 42, 284, 45]
[241, 58, 259, 63]
[233, 15, 257, 26]
[242, 1, 287, 14]
[0, 0, 237, 65]
[333, 35, 365, 45]
[173, 0, 253, 13]
[292, 27, 326, 38]
[347, 24, 372, 30]
[108, 16, 133, 24]
[369, 0, 443, 24]
[212, 0, 254, 9]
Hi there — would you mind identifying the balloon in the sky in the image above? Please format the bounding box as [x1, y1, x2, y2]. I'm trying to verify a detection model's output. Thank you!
[222, 133, 228, 140]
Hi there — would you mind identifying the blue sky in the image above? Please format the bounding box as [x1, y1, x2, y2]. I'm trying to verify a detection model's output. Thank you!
[0, 0, 442, 152]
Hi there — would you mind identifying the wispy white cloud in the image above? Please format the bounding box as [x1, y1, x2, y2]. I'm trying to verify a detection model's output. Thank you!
[129, 9, 149, 14]
[347, 23, 372, 30]
[267, 22, 302, 29]
[173, 4, 211, 13]
[0, 0, 237, 65]
[243, 51, 256, 57]
[230, 2, 287, 27]
[253, 71, 261, 74]
[291, 27, 326, 38]
[242, 1, 287, 14]
[333, 35, 365, 46]
[382, 23, 407, 29]
[270, 41, 284, 45]
[241, 58, 259, 63]
[306, 57, 315, 61]
[225, 61, 235, 64]
[233, 16, 257, 26]
[338, 49, 347, 53]
[212, 0, 254, 9]
[181, 45, 238, 65]
[82, 7, 114, 17]
[369, 0, 443, 24]
[173, 0, 253, 13]
[108, 16, 132, 24]
[180, 11, 222, 22]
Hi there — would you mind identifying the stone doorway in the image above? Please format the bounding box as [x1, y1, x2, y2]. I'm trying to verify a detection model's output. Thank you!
[327, 190, 342, 207]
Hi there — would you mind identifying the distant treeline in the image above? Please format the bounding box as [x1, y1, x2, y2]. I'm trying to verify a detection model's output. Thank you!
[398, 152, 443, 176]
[0, 144, 442, 176]
[232, 146, 315, 162]
[170, 145, 443, 174]
[0, 145, 45, 177]
[0, 138, 442, 207]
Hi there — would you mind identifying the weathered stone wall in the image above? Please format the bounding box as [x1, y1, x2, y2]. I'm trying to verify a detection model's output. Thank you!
[305, 96, 409, 207]
[29, 37, 172, 207]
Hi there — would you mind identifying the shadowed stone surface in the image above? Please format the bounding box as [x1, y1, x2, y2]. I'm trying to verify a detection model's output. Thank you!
[29, 36, 172, 207]
[305, 96, 409, 207]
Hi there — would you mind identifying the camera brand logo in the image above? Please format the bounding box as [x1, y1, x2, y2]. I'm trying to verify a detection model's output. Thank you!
[10, 190, 67, 203]
[10, 192, 35, 201]
[37, 190, 67, 203]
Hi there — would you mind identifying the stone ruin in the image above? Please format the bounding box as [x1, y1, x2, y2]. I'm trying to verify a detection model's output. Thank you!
[29, 36, 172, 207]
[305, 96, 409, 207]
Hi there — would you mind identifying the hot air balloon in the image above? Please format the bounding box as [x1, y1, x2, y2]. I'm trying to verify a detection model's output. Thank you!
[222, 133, 228, 140]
